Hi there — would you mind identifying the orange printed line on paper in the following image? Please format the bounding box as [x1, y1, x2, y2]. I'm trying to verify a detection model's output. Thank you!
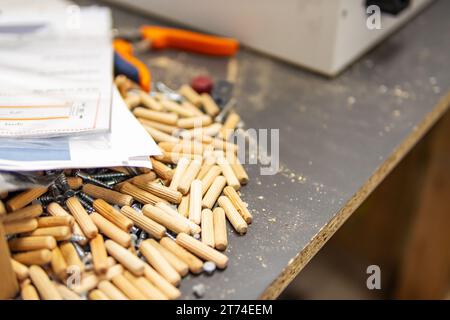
[0, 116, 69, 121]
[0, 105, 68, 109]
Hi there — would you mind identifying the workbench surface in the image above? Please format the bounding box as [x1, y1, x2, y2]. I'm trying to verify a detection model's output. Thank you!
[88, 0, 450, 299]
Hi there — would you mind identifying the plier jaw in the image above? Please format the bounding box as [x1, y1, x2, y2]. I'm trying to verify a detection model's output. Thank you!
[113, 25, 239, 92]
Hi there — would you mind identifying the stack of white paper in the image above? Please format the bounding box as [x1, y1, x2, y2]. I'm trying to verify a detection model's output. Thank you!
[0, 1, 161, 171]
[0, 3, 113, 137]
[0, 87, 161, 171]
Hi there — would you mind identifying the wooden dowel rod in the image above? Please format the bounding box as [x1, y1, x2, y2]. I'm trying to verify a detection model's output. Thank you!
[177, 159, 202, 195]
[29, 265, 61, 300]
[133, 107, 178, 125]
[66, 197, 98, 239]
[201, 176, 227, 209]
[111, 274, 146, 300]
[3, 218, 38, 235]
[140, 240, 180, 286]
[93, 199, 133, 231]
[90, 234, 109, 275]
[98, 280, 128, 300]
[11, 258, 29, 281]
[150, 158, 174, 181]
[138, 118, 178, 134]
[54, 283, 82, 300]
[178, 195, 189, 218]
[2, 204, 43, 223]
[37, 216, 74, 228]
[6, 188, 47, 212]
[28, 226, 72, 241]
[201, 93, 220, 117]
[67, 176, 83, 190]
[176, 233, 228, 269]
[89, 289, 110, 300]
[51, 246, 68, 280]
[201, 209, 215, 248]
[177, 115, 212, 129]
[200, 165, 221, 195]
[142, 204, 190, 235]
[82, 184, 133, 207]
[213, 207, 228, 251]
[140, 91, 164, 111]
[160, 237, 203, 274]
[223, 186, 253, 224]
[217, 154, 240, 190]
[161, 99, 196, 118]
[105, 240, 145, 276]
[59, 242, 84, 272]
[0, 223, 18, 299]
[21, 283, 40, 300]
[132, 180, 182, 204]
[120, 206, 166, 239]
[189, 179, 202, 225]
[156, 202, 201, 235]
[123, 270, 167, 300]
[144, 125, 180, 143]
[218, 196, 248, 235]
[90, 212, 132, 248]
[143, 265, 181, 300]
[13, 249, 52, 266]
[179, 84, 202, 107]
[145, 239, 189, 277]
[9, 236, 57, 252]
[218, 111, 240, 140]
[169, 157, 190, 191]
[117, 182, 167, 206]
[47, 202, 87, 245]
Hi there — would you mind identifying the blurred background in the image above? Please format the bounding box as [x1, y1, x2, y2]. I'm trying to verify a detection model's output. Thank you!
[280, 111, 450, 299]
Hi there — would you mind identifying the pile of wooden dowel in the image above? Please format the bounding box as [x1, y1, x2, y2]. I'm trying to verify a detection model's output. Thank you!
[0, 76, 252, 300]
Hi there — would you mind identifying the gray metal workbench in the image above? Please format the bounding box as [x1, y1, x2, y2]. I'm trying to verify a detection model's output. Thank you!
[85, 0, 450, 299]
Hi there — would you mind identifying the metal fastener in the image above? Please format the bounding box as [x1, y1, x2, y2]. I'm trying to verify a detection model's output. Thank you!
[55, 174, 75, 198]
[90, 172, 128, 180]
[49, 183, 64, 203]
[192, 283, 206, 298]
[72, 242, 87, 260]
[215, 98, 236, 123]
[70, 234, 87, 243]
[37, 195, 56, 206]
[75, 170, 113, 190]
[202, 261, 216, 275]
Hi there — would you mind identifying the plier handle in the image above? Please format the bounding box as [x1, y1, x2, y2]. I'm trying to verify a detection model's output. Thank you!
[114, 26, 239, 92]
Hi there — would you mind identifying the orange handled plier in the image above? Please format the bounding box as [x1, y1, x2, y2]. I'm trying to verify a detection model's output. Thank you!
[114, 26, 239, 92]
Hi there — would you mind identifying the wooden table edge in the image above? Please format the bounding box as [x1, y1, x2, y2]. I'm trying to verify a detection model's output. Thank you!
[259, 90, 450, 300]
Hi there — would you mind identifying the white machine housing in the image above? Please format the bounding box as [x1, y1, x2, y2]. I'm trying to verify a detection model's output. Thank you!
[107, 0, 433, 76]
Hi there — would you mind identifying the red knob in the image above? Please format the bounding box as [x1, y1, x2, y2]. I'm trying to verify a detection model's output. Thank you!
[191, 75, 213, 94]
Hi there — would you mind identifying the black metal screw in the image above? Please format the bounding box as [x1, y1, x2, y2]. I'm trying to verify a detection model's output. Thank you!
[90, 172, 129, 180]
[75, 170, 113, 190]
[38, 195, 56, 206]
[55, 174, 75, 198]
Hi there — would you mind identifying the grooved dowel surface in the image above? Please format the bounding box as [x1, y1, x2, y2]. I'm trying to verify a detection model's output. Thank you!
[83, 184, 133, 207]
[66, 197, 98, 239]
[105, 240, 145, 276]
[213, 207, 228, 251]
[93, 199, 133, 231]
[202, 176, 227, 209]
[160, 237, 204, 274]
[188, 179, 202, 225]
[120, 206, 166, 239]
[142, 204, 190, 235]
[140, 240, 181, 286]
[176, 233, 228, 269]
[29, 265, 62, 300]
[218, 196, 248, 235]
